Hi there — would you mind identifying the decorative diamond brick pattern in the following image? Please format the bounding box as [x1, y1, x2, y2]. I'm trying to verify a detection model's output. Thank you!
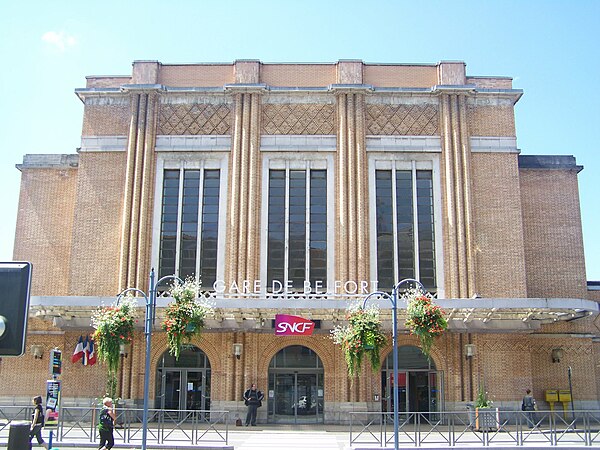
[366, 104, 438, 135]
[262, 104, 335, 135]
[158, 104, 231, 135]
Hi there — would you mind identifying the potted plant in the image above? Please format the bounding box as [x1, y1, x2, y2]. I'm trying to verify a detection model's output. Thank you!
[473, 385, 498, 431]
[330, 304, 387, 377]
[91, 296, 137, 398]
[162, 278, 214, 360]
[405, 292, 447, 359]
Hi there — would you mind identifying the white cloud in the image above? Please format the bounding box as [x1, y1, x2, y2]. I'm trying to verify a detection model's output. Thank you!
[41, 31, 77, 52]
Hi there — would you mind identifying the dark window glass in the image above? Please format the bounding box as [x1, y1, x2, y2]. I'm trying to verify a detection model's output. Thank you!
[158, 169, 220, 288]
[200, 170, 220, 288]
[159, 170, 180, 279]
[267, 171, 286, 288]
[310, 170, 327, 287]
[267, 169, 327, 292]
[375, 169, 436, 291]
[416, 170, 436, 289]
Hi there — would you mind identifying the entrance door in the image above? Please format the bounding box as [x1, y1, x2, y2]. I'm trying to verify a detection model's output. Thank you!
[155, 346, 211, 416]
[271, 372, 321, 423]
[268, 345, 324, 424]
[160, 369, 208, 411]
[381, 346, 443, 415]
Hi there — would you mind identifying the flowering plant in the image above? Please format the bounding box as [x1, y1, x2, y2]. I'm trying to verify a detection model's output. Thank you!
[162, 279, 214, 360]
[92, 296, 137, 398]
[330, 304, 387, 377]
[475, 385, 493, 408]
[405, 292, 447, 358]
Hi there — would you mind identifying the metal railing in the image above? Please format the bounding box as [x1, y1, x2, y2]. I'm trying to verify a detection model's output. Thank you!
[349, 410, 600, 447]
[0, 405, 229, 446]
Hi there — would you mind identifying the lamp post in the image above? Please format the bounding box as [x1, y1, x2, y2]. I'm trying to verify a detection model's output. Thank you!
[362, 278, 425, 450]
[116, 268, 182, 450]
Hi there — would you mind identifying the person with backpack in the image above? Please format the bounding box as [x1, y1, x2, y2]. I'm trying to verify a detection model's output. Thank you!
[98, 397, 116, 450]
[521, 389, 537, 428]
[29, 395, 47, 449]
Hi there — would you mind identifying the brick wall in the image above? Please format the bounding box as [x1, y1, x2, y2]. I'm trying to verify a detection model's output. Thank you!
[158, 64, 234, 86]
[363, 65, 437, 87]
[470, 153, 527, 297]
[68, 153, 126, 296]
[468, 103, 516, 136]
[13, 167, 78, 296]
[520, 169, 587, 298]
[82, 102, 130, 136]
[260, 64, 336, 87]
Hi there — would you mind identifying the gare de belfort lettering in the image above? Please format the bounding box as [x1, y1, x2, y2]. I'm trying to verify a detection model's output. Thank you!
[212, 279, 380, 295]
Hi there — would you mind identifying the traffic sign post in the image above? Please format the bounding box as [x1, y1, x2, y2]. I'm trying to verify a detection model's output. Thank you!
[46, 348, 62, 449]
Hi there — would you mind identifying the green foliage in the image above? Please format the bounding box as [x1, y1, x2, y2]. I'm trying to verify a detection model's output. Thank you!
[162, 278, 214, 360]
[91, 295, 137, 398]
[405, 292, 447, 358]
[475, 384, 493, 408]
[331, 304, 387, 378]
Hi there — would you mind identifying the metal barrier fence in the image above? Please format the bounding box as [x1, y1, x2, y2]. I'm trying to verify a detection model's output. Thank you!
[0, 405, 229, 446]
[349, 410, 600, 447]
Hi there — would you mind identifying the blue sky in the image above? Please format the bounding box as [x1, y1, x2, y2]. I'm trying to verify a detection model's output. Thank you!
[1, 0, 599, 280]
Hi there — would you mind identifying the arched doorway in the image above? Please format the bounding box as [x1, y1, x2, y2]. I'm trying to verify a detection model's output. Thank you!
[268, 345, 324, 424]
[381, 345, 443, 415]
[155, 346, 211, 413]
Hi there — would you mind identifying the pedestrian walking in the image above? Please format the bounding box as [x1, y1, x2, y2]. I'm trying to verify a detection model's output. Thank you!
[98, 397, 116, 450]
[29, 395, 48, 449]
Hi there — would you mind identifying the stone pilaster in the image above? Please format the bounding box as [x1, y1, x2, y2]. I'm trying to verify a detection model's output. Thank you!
[118, 89, 159, 292]
[224, 88, 264, 288]
[439, 92, 476, 298]
[335, 89, 370, 288]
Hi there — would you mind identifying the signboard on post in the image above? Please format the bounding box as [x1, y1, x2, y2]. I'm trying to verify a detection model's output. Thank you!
[50, 348, 62, 377]
[45, 379, 61, 429]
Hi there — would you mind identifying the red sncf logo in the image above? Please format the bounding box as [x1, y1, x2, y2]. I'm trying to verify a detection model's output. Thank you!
[274, 315, 315, 336]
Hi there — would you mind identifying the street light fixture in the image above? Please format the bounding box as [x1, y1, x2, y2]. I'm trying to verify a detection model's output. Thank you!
[362, 278, 426, 450]
[116, 268, 182, 450]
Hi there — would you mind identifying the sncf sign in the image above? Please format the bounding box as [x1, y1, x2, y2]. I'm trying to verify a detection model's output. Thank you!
[275, 314, 315, 336]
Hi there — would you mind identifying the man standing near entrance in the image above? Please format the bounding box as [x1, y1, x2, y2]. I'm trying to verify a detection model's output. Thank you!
[243, 383, 264, 426]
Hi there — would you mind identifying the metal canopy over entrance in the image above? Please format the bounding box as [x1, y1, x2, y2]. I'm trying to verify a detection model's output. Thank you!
[30, 295, 599, 332]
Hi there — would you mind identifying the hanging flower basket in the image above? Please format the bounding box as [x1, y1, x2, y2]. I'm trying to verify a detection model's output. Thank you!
[91, 295, 137, 398]
[162, 279, 214, 360]
[330, 304, 387, 378]
[405, 292, 447, 359]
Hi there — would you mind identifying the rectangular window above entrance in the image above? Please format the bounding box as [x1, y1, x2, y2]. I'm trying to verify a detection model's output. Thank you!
[158, 168, 221, 287]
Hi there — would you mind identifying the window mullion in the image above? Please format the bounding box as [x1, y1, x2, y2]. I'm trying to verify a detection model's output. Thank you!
[284, 165, 290, 289]
[195, 163, 205, 285]
[174, 166, 185, 278]
[412, 161, 420, 281]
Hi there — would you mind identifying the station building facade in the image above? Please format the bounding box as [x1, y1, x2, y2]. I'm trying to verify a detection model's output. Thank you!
[5, 59, 600, 424]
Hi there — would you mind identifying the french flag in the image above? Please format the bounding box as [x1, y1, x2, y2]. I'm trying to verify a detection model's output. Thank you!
[72, 336, 84, 363]
[82, 336, 96, 366]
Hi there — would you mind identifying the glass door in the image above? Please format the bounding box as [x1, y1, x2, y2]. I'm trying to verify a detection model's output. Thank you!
[271, 372, 322, 423]
[273, 373, 295, 419]
[163, 370, 182, 410]
[382, 370, 442, 415]
[185, 371, 203, 410]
